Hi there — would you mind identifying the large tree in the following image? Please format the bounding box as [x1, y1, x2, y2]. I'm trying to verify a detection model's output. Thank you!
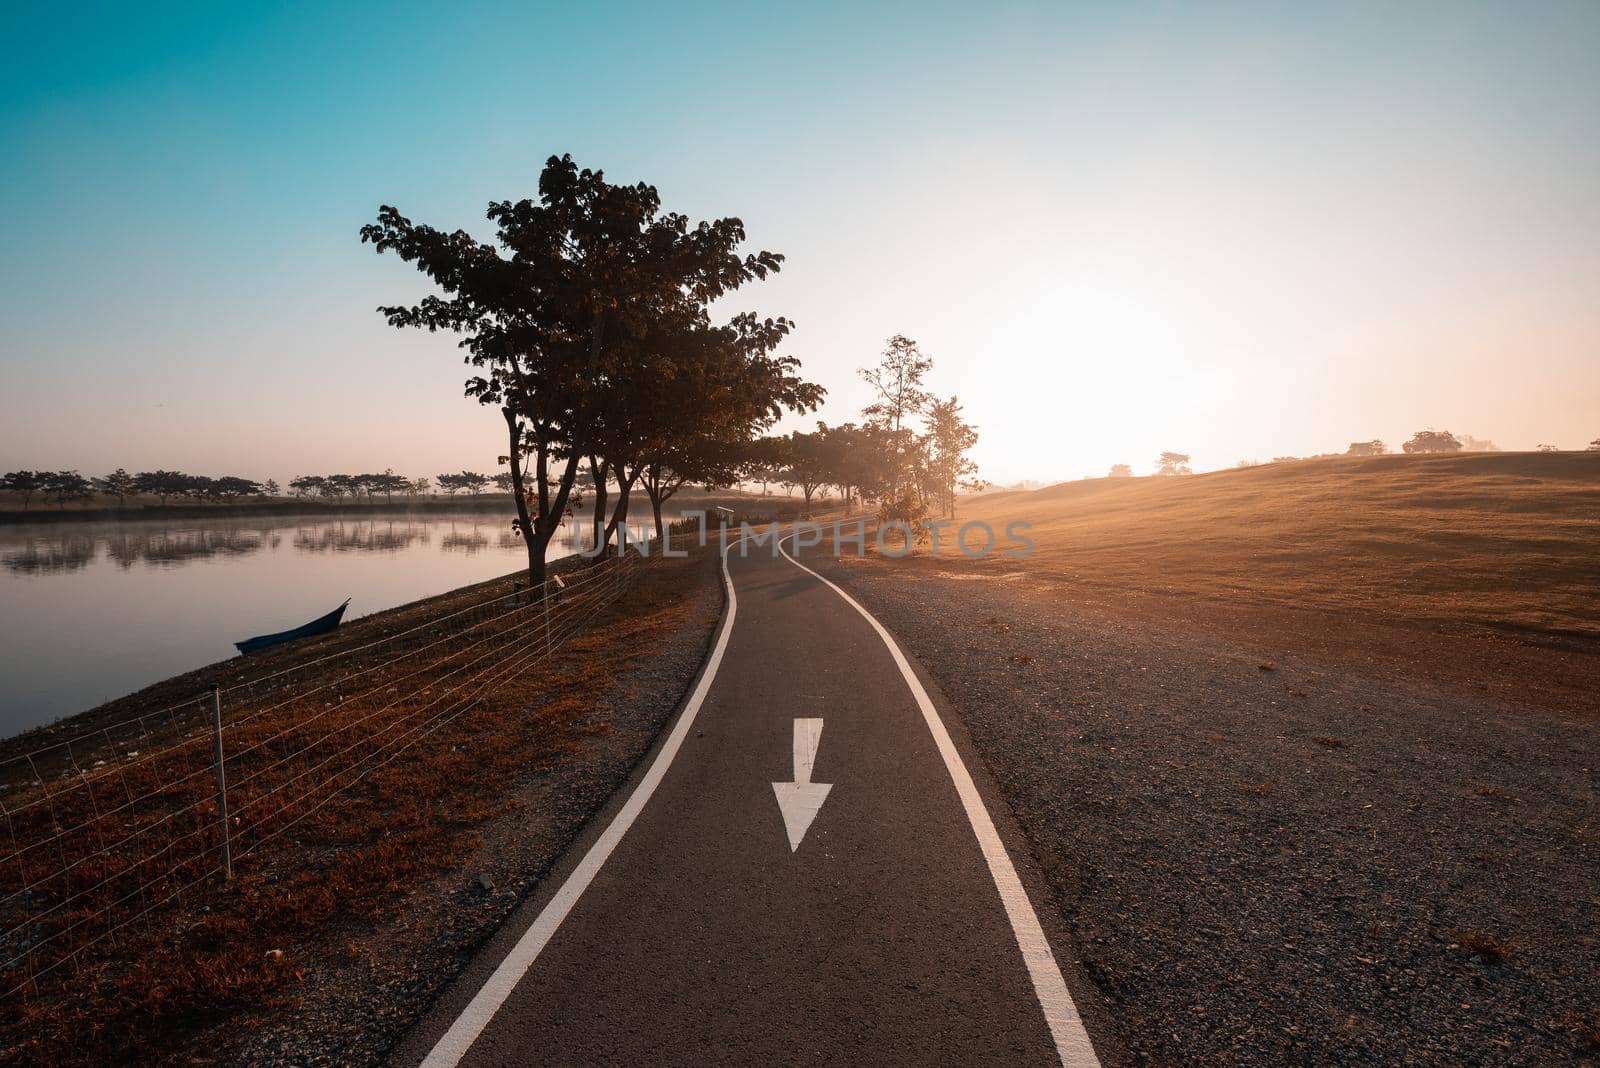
[363, 154, 787, 585]
[632, 312, 823, 540]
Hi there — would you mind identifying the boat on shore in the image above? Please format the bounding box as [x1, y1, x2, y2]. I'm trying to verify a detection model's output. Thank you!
[234, 599, 350, 655]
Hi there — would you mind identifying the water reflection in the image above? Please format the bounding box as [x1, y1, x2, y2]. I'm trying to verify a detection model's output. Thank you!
[0, 513, 653, 577]
[2, 535, 96, 575]
[292, 520, 433, 554]
[0, 509, 677, 735]
[104, 528, 268, 569]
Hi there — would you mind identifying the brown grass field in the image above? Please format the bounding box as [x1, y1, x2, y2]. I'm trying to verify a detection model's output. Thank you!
[957, 451, 1599, 642]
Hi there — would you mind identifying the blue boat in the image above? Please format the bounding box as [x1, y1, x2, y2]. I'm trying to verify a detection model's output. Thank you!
[234, 598, 350, 655]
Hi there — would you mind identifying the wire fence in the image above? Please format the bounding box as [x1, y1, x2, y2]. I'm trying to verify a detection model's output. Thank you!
[0, 547, 646, 1005]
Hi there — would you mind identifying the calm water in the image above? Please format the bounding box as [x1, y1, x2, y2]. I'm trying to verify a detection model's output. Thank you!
[0, 511, 649, 737]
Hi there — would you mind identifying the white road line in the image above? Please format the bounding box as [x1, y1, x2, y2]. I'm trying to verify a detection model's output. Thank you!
[772, 718, 832, 852]
[777, 535, 1102, 1068]
[419, 545, 741, 1067]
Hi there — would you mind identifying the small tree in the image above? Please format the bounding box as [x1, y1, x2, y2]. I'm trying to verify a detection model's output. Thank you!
[1107, 464, 1133, 478]
[1402, 429, 1462, 454]
[44, 470, 93, 509]
[1, 470, 46, 509]
[783, 430, 832, 510]
[1588, 438, 1600, 451]
[101, 468, 137, 504]
[859, 335, 934, 497]
[1345, 440, 1386, 457]
[1536, 444, 1560, 453]
[492, 471, 516, 494]
[922, 396, 980, 519]
[1156, 451, 1192, 476]
[457, 471, 490, 497]
[409, 476, 431, 496]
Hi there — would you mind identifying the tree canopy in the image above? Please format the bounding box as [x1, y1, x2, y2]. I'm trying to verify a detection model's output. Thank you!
[363, 154, 821, 580]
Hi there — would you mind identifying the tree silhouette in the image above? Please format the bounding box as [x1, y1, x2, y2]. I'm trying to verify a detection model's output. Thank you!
[859, 335, 933, 498]
[101, 468, 136, 504]
[44, 470, 93, 509]
[1107, 464, 1133, 478]
[1345, 440, 1386, 456]
[133, 470, 189, 505]
[364, 154, 796, 584]
[922, 396, 981, 519]
[1, 471, 46, 509]
[212, 476, 261, 500]
[1156, 451, 1192, 476]
[1402, 429, 1462, 454]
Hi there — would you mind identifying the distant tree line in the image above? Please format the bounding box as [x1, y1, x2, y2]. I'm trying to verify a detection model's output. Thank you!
[287, 471, 422, 502]
[0, 469, 277, 510]
[1099, 427, 1582, 479]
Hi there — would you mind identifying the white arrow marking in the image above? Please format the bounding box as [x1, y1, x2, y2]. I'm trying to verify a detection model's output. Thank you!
[772, 718, 831, 851]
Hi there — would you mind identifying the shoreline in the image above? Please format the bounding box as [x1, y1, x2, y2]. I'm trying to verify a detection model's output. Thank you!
[0, 497, 521, 525]
[0, 490, 806, 526]
[0, 555, 573, 764]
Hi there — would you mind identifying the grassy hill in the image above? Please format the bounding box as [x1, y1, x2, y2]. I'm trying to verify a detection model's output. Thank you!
[958, 451, 1600, 641]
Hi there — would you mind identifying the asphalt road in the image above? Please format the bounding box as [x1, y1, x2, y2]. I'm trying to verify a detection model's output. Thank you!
[393, 538, 1106, 1066]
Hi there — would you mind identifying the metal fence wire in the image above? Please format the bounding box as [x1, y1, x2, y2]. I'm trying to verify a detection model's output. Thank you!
[0, 549, 643, 1003]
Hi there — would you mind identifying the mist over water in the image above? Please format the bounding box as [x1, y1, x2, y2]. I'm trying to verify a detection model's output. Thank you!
[0, 511, 653, 736]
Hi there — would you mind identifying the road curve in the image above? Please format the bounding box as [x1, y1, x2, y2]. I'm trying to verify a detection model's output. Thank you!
[393, 537, 1104, 1066]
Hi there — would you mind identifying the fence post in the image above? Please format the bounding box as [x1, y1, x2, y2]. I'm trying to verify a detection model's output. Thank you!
[543, 578, 552, 655]
[209, 687, 233, 881]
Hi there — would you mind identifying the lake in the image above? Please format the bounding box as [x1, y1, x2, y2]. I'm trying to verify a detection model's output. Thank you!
[0, 511, 652, 737]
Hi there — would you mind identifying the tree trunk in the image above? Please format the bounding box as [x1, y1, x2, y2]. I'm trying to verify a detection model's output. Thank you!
[643, 462, 667, 543]
[600, 465, 640, 558]
[504, 407, 546, 588]
[588, 455, 608, 557]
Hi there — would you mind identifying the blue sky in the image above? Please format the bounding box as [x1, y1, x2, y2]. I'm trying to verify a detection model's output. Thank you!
[3, 1, 1597, 483]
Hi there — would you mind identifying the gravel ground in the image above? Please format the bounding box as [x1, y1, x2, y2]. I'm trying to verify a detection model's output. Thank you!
[223, 551, 724, 1067]
[806, 556, 1600, 1065]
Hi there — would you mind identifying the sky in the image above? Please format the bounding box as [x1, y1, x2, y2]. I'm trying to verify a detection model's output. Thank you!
[2, 1, 1597, 485]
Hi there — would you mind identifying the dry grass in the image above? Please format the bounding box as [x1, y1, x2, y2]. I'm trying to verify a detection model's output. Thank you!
[959, 452, 1600, 641]
[0, 553, 709, 1065]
